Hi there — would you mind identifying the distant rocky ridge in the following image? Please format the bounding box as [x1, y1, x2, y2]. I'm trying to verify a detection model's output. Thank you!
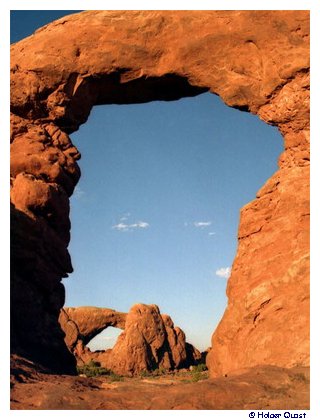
[59, 304, 201, 376]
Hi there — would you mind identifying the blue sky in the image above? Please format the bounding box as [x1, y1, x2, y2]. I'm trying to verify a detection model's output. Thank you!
[11, 11, 283, 352]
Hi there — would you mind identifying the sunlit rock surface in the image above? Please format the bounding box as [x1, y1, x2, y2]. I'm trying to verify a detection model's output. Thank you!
[60, 304, 201, 375]
[10, 10, 309, 377]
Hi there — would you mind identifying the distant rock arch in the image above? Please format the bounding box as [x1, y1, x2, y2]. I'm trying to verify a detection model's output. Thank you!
[60, 304, 201, 375]
[59, 306, 127, 359]
[10, 10, 309, 376]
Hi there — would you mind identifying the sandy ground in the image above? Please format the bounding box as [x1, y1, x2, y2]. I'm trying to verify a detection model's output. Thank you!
[10, 355, 309, 410]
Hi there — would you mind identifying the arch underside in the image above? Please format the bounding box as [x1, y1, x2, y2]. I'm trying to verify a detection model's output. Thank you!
[10, 10, 310, 376]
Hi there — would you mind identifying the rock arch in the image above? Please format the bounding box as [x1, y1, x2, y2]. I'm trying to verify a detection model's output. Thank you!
[59, 304, 202, 375]
[10, 11, 309, 376]
[59, 307, 127, 356]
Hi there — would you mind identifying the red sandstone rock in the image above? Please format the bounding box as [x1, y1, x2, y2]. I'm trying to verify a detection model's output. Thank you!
[59, 306, 126, 364]
[103, 304, 201, 375]
[207, 165, 310, 376]
[60, 304, 201, 375]
[10, 11, 309, 376]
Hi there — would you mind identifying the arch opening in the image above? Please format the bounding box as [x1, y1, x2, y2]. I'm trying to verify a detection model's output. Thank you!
[63, 91, 283, 354]
[46, 73, 209, 134]
[87, 327, 123, 352]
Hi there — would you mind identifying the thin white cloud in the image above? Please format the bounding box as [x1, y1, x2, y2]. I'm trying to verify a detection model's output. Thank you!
[194, 221, 212, 228]
[112, 222, 130, 232]
[215, 267, 231, 279]
[208, 232, 216, 236]
[73, 185, 85, 199]
[120, 213, 131, 222]
[112, 220, 150, 232]
[131, 221, 149, 229]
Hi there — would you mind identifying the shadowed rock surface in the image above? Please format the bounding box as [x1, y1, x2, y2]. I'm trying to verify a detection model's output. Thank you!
[60, 304, 201, 375]
[10, 205, 76, 374]
[10, 10, 309, 378]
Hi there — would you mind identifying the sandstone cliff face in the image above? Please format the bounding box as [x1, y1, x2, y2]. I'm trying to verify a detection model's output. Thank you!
[10, 11, 309, 375]
[60, 304, 201, 375]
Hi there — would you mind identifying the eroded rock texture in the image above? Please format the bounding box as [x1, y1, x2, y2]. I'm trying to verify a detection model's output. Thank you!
[10, 11, 309, 375]
[59, 306, 127, 364]
[60, 304, 201, 375]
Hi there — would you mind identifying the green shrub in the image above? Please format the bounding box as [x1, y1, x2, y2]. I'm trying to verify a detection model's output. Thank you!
[140, 369, 152, 378]
[191, 371, 202, 382]
[109, 372, 124, 382]
[152, 367, 167, 376]
[87, 360, 102, 369]
[192, 363, 208, 373]
[191, 369, 209, 382]
[180, 379, 192, 384]
[77, 360, 114, 378]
